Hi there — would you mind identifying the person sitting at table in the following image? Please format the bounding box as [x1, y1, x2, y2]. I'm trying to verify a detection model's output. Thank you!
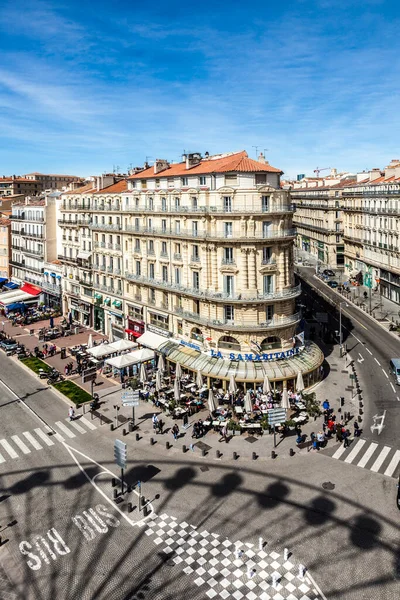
[243, 412, 250, 422]
[216, 407, 227, 418]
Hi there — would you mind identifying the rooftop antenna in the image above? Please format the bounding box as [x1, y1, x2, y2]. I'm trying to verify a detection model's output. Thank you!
[252, 145, 259, 158]
[263, 148, 270, 155]
[113, 164, 120, 174]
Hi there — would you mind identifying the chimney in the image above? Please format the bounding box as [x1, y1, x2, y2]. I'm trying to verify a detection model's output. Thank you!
[153, 159, 170, 174]
[330, 168, 337, 177]
[258, 152, 266, 164]
[184, 152, 202, 170]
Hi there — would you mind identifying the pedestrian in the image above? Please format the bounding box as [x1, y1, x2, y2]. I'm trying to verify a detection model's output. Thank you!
[317, 430, 325, 448]
[152, 413, 159, 433]
[322, 422, 327, 433]
[343, 429, 350, 447]
[220, 425, 228, 443]
[158, 419, 164, 434]
[336, 427, 342, 442]
[172, 424, 179, 440]
[354, 422, 360, 437]
[68, 406, 75, 421]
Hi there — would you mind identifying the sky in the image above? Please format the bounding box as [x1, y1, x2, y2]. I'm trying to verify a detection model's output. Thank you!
[0, 0, 399, 178]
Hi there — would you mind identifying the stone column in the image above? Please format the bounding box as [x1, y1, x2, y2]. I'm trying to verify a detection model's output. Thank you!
[248, 247, 257, 293]
[182, 242, 188, 287]
[211, 245, 218, 290]
[240, 248, 248, 293]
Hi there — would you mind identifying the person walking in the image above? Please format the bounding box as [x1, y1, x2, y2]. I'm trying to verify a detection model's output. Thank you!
[68, 406, 75, 421]
[152, 413, 159, 433]
[220, 424, 228, 443]
[354, 422, 360, 437]
[172, 424, 179, 441]
[343, 428, 351, 448]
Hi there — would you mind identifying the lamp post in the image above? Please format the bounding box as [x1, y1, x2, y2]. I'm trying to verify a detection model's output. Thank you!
[339, 301, 348, 357]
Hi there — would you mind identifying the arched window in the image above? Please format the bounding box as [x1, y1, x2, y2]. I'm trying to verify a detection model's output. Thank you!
[260, 336, 281, 351]
[190, 327, 203, 342]
[218, 335, 241, 351]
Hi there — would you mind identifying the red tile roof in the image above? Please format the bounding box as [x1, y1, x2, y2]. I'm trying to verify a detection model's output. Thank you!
[128, 151, 282, 180]
[0, 218, 11, 226]
[94, 180, 128, 194]
[62, 183, 96, 196]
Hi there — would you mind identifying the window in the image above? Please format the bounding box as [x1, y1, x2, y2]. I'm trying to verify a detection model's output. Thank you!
[148, 197, 154, 210]
[149, 263, 155, 279]
[193, 271, 200, 289]
[223, 196, 232, 212]
[149, 288, 156, 303]
[192, 244, 199, 261]
[224, 174, 237, 185]
[262, 221, 272, 237]
[141, 180, 147, 189]
[134, 218, 139, 231]
[263, 275, 273, 294]
[192, 221, 198, 236]
[262, 247, 272, 263]
[148, 218, 152, 230]
[161, 219, 167, 233]
[181, 177, 188, 186]
[175, 243, 181, 254]
[223, 247, 233, 263]
[161, 241, 167, 254]
[193, 299, 200, 314]
[175, 197, 180, 210]
[266, 305, 274, 321]
[155, 179, 160, 187]
[161, 197, 167, 211]
[261, 196, 270, 212]
[175, 220, 181, 234]
[135, 261, 141, 276]
[224, 275, 234, 297]
[199, 176, 206, 186]
[192, 196, 198, 210]
[162, 266, 168, 282]
[135, 198, 139, 208]
[167, 178, 174, 187]
[175, 267, 181, 284]
[224, 222, 233, 238]
[255, 174, 267, 185]
[148, 240, 154, 254]
[134, 239, 140, 251]
[224, 305, 234, 322]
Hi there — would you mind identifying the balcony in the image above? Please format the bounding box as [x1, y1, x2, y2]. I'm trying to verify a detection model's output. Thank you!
[9, 259, 25, 268]
[173, 253, 182, 261]
[10, 214, 45, 223]
[124, 272, 301, 303]
[175, 308, 301, 331]
[122, 203, 293, 215]
[93, 264, 107, 272]
[124, 224, 296, 242]
[221, 258, 236, 266]
[79, 278, 93, 287]
[61, 203, 91, 211]
[58, 254, 78, 265]
[42, 281, 61, 294]
[89, 223, 122, 232]
[92, 204, 121, 212]
[342, 205, 399, 215]
[21, 230, 44, 240]
[24, 248, 44, 258]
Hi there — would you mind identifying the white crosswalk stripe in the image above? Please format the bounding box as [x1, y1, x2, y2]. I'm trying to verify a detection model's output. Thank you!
[54, 421, 76, 438]
[11, 435, 31, 454]
[0, 414, 97, 466]
[23, 431, 43, 450]
[327, 439, 400, 478]
[80, 416, 97, 431]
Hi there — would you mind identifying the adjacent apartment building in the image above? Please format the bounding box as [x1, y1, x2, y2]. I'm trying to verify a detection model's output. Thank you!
[59, 151, 323, 390]
[0, 217, 11, 279]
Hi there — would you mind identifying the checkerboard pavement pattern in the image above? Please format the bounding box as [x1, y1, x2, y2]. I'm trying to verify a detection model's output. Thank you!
[142, 513, 324, 600]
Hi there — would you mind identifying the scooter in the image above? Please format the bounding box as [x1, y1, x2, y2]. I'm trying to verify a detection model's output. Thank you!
[47, 369, 63, 385]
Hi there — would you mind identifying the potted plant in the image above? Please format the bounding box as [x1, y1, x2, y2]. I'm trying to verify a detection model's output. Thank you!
[227, 419, 237, 436]
[260, 415, 270, 432]
[303, 391, 322, 419]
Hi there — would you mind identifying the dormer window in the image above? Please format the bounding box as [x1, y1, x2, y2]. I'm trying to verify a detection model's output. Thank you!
[224, 173, 237, 185]
[181, 177, 188, 186]
[199, 176, 206, 186]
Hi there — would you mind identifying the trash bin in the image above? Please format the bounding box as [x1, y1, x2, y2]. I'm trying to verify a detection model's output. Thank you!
[74, 327, 79, 335]
[60, 347, 66, 359]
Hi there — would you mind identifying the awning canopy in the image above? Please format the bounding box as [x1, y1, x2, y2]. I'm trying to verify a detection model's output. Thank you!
[107, 339, 137, 352]
[20, 283, 41, 296]
[137, 331, 172, 351]
[0, 289, 39, 305]
[105, 347, 155, 369]
[0, 277, 7, 284]
[3, 281, 19, 290]
[77, 251, 92, 259]
[6, 302, 26, 312]
[87, 343, 116, 358]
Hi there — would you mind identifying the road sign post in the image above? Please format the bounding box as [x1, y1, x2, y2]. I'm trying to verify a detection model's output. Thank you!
[267, 408, 287, 448]
[121, 389, 140, 426]
[114, 439, 127, 495]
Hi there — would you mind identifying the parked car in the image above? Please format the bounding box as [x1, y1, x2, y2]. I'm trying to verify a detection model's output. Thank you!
[0, 338, 18, 352]
[322, 269, 335, 277]
[327, 280, 339, 288]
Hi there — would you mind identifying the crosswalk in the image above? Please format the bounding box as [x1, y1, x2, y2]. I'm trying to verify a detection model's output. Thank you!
[326, 438, 400, 478]
[0, 416, 97, 464]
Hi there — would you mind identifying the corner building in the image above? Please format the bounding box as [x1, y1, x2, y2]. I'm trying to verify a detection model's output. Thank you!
[124, 151, 323, 391]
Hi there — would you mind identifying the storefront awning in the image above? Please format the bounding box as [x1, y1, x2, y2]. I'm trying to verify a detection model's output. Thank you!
[125, 328, 141, 338]
[77, 251, 92, 259]
[20, 283, 41, 296]
[137, 331, 173, 351]
[0, 277, 7, 284]
[105, 348, 155, 369]
[3, 281, 19, 290]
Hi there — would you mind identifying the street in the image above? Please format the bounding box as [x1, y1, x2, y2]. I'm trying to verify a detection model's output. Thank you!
[0, 348, 399, 600]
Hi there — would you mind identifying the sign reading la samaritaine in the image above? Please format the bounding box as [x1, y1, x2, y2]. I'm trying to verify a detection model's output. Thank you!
[210, 346, 305, 362]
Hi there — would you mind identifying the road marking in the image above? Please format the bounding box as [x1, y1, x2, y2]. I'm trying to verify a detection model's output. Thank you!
[357, 353, 364, 364]
[80, 416, 97, 431]
[353, 336, 362, 343]
[34, 428, 54, 446]
[370, 446, 391, 472]
[23, 431, 43, 450]
[332, 444, 348, 460]
[390, 382, 396, 393]
[397, 397, 400, 402]
[0, 439, 19, 459]
[366, 348, 373, 355]
[54, 421, 76, 439]
[383, 450, 400, 477]
[11, 435, 31, 454]
[0, 452, 5, 464]
[67, 419, 87, 434]
[382, 370, 389, 379]
[344, 439, 366, 463]
[370, 410, 386, 435]
[357, 442, 378, 468]
[374, 358, 381, 366]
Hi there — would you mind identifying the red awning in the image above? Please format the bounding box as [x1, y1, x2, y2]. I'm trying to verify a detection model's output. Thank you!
[20, 283, 42, 296]
[125, 328, 141, 338]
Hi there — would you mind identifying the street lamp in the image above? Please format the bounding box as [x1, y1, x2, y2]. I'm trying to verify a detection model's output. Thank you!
[339, 301, 348, 357]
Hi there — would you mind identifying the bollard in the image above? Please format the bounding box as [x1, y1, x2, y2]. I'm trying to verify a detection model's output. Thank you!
[252, 452, 257, 461]
[123, 428, 126, 436]
[110, 424, 114, 432]
[272, 573, 279, 588]
[128, 502, 134, 513]
[216, 449, 221, 459]
[113, 488, 118, 500]
[289, 448, 295, 457]
[143, 504, 149, 517]
[258, 537, 263, 551]
[359, 408, 363, 415]
[358, 415, 362, 423]
[298, 564, 306, 579]
[129, 422, 134, 433]
[112, 477, 116, 487]
[202, 448, 206, 457]
[284, 548, 289, 561]
[150, 437, 155, 445]
[182, 444, 187, 453]
[233, 451, 238, 460]
[166, 441, 170, 450]
[271, 450, 276, 459]
[234, 545, 243, 560]
[135, 433, 140, 441]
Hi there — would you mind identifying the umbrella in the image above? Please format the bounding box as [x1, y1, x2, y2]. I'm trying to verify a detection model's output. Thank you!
[174, 377, 180, 402]
[175, 362, 182, 380]
[155, 370, 163, 392]
[228, 374, 237, 394]
[49, 316, 54, 329]
[108, 328, 114, 344]
[296, 371, 304, 393]
[207, 389, 216, 413]
[244, 391, 253, 413]
[281, 389, 290, 409]
[139, 362, 147, 384]
[87, 334, 94, 349]
[157, 354, 165, 371]
[263, 375, 271, 394]
[196, 369, 203, 388]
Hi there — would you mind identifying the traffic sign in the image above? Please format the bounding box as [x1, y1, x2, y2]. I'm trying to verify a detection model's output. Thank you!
[114, 439, 127, 469]
[121, 389, 140, 406]
[82, 366, 97, 384]
[267, 407, 287, 426]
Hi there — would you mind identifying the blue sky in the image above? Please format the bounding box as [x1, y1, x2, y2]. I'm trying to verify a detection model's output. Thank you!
[0, 0, 399, 178]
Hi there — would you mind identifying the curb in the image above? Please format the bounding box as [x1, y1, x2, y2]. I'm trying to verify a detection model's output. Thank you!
[312, 274, 400, 341]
